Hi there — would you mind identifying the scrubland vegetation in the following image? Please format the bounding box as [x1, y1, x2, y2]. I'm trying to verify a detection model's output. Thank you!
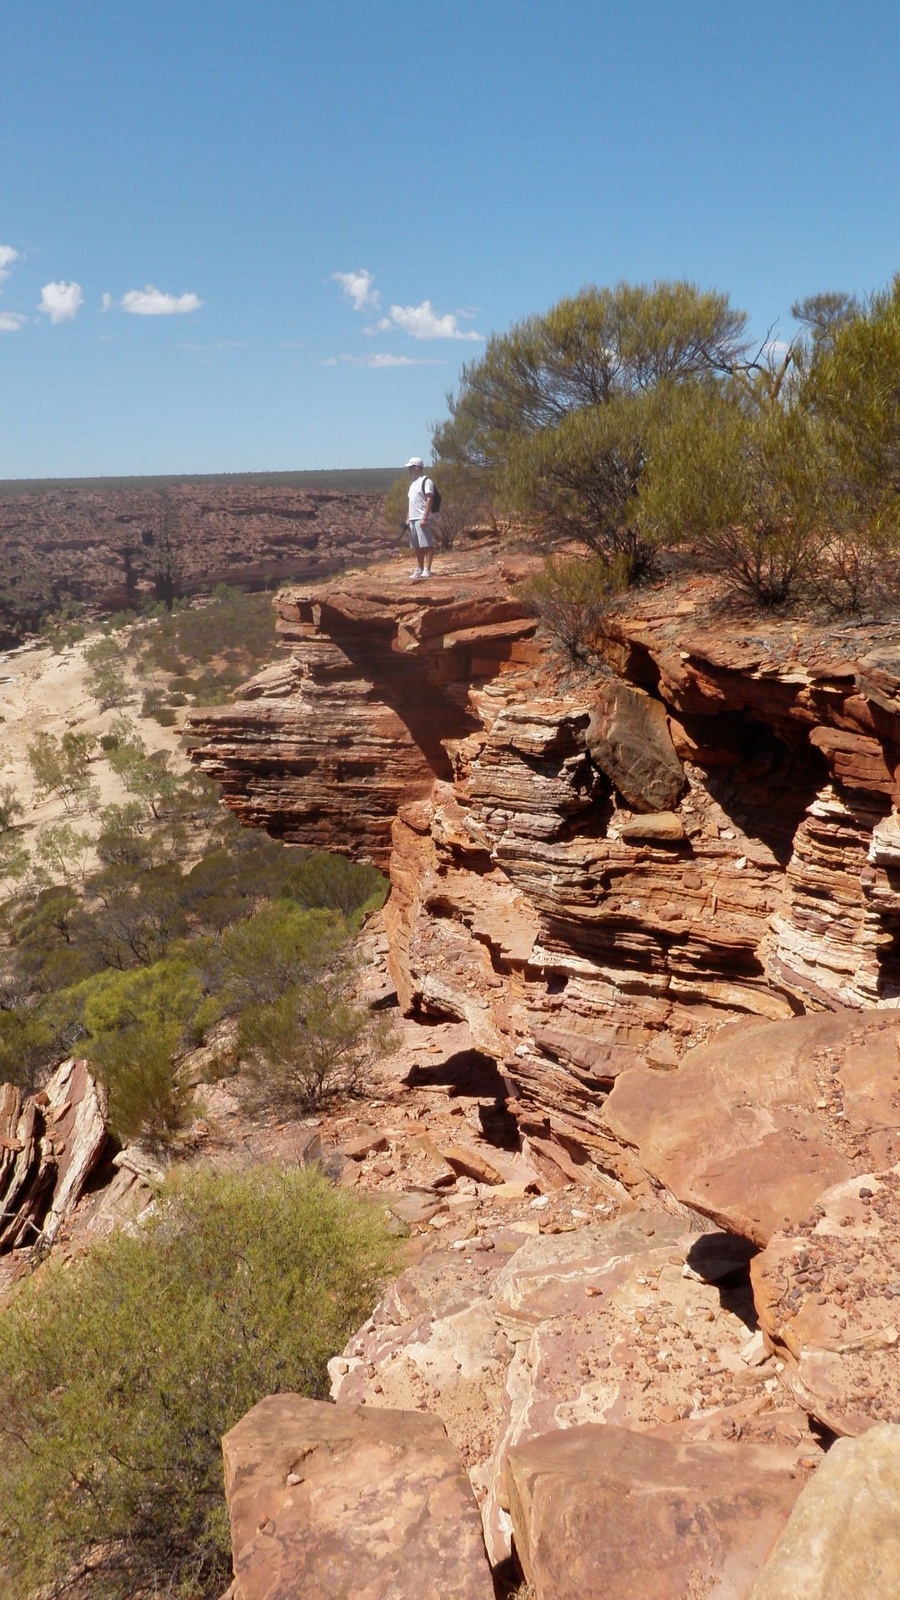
[0, 585, 388, 1139]
[427, 275, 900, 656]
[0, 1166, 396, 1600]
[0, 585, 395, 1600]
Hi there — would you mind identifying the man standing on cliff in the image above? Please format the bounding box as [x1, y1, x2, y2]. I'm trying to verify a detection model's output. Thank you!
[405, 456, 436, 581]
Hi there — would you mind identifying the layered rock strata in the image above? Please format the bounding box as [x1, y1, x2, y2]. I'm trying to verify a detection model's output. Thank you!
[189, 560, 900, 1182]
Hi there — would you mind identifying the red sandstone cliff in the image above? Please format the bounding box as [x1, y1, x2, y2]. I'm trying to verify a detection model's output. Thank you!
[188, 555, 900, 1184]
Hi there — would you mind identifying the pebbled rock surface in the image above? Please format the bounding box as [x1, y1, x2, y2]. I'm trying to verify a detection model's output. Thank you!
[507, 1422, 804, 1600]
[603, 1010, 900, 1245]
[221, 1394, 494, 1600]
[751, 1164, 900, 1435]
[748, 1422, 900, 1600]
[330, 1204, 824, 1563]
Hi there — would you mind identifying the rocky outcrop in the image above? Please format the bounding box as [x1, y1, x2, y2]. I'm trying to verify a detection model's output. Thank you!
[602, 1009, 900, 1244]
[188, 561, 900, 1183]
[199, 555, 900, 1597]
[221, 1395, 494, 1600]
[0, 1059, 107, 1257]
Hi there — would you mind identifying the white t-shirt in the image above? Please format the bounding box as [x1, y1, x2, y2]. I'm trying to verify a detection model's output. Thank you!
[408, 475, 435, 521]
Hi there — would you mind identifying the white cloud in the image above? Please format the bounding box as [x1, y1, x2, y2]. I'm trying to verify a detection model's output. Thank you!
[321, 352, 444, 369]
[331, 269, 380, 312]
[101, 292, 114, 312]
[0, 246, 19, 287]
[0, 311, 27, 332]
[121, 285, 203, 316]
[38, 280, 84, 323]
[387, 300, 483, 341]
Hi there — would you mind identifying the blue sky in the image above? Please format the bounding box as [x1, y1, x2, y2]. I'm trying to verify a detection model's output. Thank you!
[2, 0, 898, 479]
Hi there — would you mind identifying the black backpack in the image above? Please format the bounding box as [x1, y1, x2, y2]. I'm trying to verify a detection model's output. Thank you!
[424, 474, 442, 513]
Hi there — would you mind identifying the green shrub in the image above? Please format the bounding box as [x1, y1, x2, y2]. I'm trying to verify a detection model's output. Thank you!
[520, 550, 626, 663]
[282, 850, 388, 917]
[238, 976, 391, 1112]
[0, 1165, 396, 1600]
[98, 732, 119, 753]
[80, 958, 204, 1140]
[166, 691, 188, 707]
[153, 706, 178, 727]
[83, 636, 131, 709]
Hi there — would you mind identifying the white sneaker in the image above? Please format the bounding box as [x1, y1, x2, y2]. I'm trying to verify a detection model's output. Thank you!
[409, 567, 421, 578]
[410, 569, 424, 581]
[420, 569, 432, 578]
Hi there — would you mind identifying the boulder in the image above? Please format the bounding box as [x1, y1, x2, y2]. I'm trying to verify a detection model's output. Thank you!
[222, 1395, 494, 1600]
[586, 680, 685, 812]
[748, 1423, 900, 1599]
[506, 1423, 803, 1600]
[751, 1165, 900, 1435]
[603, 1011, 900, 1246]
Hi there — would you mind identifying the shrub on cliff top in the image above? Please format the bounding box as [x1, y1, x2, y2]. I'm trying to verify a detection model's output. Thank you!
[0, 1165, 396, 1600]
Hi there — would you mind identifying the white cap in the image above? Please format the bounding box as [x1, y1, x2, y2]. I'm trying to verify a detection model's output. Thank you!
[405, 456, 425, 468]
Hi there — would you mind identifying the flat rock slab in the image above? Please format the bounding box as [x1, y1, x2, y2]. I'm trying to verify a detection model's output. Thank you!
[222, 1395, 494, 1600]
[507, 1422, 803, 1600]
[748, 1422, 900, 1599]
[331, 1210, 816, 1565]
[751, 1165, 900, 1435]
[603, 1011, 900, 1245]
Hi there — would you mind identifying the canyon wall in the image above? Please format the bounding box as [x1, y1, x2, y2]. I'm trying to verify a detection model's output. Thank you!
[188, 554, 900, 1185]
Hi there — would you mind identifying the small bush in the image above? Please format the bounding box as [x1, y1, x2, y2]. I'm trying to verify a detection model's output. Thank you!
[238, 975, 391, 1112]
[98, 732, 119, 753]
[153, 706, 178, 727]
[520, 550, 626, 663]
[0, 1165, 396, 1600]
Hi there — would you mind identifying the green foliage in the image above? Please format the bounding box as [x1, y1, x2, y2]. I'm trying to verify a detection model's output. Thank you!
[33, 822, 94, 885]
[154, 705, 178, 726]
[520, 551, 627, 663]
[0, 1165, 396, 1600]
[204, 902, 347, 1015]
[641, 384, 831, 605]
[0, 781, 25, 833]
[803, 275, 900, 533]
[26, 730, 97, 813]
[140, 588, 277, 681]
[282, 849, 388, 917]
[83, 635, 131, 709]
[239, 976, 390, 1112]
[40, 603, 86, 652]
[505, 390, 664, 579]
[435, 280, 748, 471]
[81, 958, 203, 1138]
[104, 718, 180, 817]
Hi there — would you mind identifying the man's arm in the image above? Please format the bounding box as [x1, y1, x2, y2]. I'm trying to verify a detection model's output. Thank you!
[420, 479, 434, 525]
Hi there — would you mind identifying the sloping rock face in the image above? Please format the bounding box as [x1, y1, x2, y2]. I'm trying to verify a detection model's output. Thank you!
[222, 1394, 494, 1600]
[188, 561, 900, 1180]
[748, 1423, 900, 1599]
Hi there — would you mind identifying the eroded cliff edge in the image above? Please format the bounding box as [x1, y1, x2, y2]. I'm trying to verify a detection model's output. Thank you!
[188, 553, 900, 1187]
